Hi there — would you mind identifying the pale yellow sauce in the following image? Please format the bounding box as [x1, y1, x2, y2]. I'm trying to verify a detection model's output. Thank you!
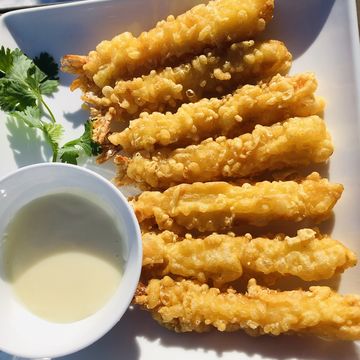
[3, 192, 123, 323]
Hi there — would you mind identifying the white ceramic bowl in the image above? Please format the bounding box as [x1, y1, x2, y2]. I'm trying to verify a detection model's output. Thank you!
[0, 163, 142, 359]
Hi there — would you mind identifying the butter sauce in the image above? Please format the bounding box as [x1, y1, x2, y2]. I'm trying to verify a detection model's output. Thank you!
[3, 192, 123, 323]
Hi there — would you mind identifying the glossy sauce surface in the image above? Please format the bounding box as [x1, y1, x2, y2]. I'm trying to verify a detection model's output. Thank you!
[3, 192, 123, 323]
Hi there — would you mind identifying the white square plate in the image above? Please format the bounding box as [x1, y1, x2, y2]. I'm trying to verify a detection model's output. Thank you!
[1, 0, 360, 359]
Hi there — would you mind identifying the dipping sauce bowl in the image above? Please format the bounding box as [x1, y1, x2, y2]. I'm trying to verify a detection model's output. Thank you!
[0, 163, 142, 359]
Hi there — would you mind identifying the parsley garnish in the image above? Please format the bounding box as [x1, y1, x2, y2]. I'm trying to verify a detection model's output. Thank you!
[0, 46, 100, 164]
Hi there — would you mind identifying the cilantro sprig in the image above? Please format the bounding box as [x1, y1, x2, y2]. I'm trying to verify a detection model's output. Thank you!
[0, 46, 100, 164]
[59, 121, 101, 164]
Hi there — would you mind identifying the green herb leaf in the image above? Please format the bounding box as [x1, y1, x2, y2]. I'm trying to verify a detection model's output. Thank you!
[10, 107, 43, 129]
[58, 146, 79, 164]
[43, 122, 64, 162]
[1, 47, 97, 165]
[0, 49, 40, 111]
[43, 122, 64, 145]
[8, 49, 34, 83]
[39, 79, 59, 95]
[0, 46, 13, 76]
[27, 65, 46, 91]
[59, 121, 101, 164]
[0, 78, 37, 111]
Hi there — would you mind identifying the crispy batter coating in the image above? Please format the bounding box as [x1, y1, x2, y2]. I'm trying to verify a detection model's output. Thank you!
[63, 0, 274, 89]
[131, 173, 343, 232]
[85, 40, 291, 117]
[90, 106, 117, 145]
[135, 276, 360, 340]
[115, 116, 333, 189]
[109, 73, 324, 152]
[142, 229, 357, 285]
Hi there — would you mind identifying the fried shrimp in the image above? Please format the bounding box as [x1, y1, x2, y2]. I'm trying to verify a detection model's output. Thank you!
[115, 116, 333, 189]
[142, 229, 357, 286]
[109, 73, 323, 152]
[131, 173, 343, 232]
[62, 0, 274, 89]
[135, 276, 360, 340]
[85, 40, 291, 117]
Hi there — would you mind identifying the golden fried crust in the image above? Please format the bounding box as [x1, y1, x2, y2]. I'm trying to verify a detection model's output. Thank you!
[77, 0, 274, 88]
[135, 277, 360, 340]
[131, 173, 343, 232]
[91, 107, 117, 144]
[108, 73, 324, 152]
[116, 116, 333, 189]
[86, 40, 291, 118]
[142, 229, 357, 285]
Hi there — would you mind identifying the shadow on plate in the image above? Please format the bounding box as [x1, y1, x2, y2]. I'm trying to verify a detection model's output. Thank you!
[62, 305, 358, 360]
[263, 0, 336, 59]
[59, 72, 75, 88]
[63, 107, 88, 129]
[5, 116, 50, 167]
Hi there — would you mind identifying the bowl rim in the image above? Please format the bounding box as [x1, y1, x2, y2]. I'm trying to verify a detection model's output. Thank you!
[0, 162, 142, 358]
